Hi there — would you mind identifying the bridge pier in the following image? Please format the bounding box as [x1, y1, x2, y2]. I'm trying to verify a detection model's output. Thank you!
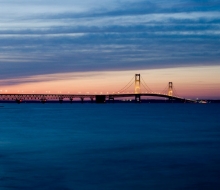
[96, 95, 106, 103]
[59, 99, 63, 103]
[90, 97, 94, 102]
[168, 96, 174, 101]
[41, 99, 47, 104]
[16, 99, 22, 104]
[109, 95, 114, 102]
[81, 97, 84, 103]
[70, 98, 73, 103]
[135, 95, 141, 103]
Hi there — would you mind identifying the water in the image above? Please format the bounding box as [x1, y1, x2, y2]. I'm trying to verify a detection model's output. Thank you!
[0, 103, 220, 190]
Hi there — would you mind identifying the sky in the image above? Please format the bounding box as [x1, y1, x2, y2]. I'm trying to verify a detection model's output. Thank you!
[0, 0, 220, 99]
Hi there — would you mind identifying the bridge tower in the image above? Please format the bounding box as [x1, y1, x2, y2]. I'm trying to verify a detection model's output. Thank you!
[135, 74, 141, 94]
[168, 82, 173, 96]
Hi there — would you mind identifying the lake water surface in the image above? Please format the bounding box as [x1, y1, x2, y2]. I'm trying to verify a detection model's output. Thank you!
[0, 103, 220, 190]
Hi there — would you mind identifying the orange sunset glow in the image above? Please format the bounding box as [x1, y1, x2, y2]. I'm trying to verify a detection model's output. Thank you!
[1, 65, 219, 99]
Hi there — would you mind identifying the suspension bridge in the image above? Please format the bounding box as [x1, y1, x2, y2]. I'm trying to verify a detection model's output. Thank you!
[0, 74, 196, 103]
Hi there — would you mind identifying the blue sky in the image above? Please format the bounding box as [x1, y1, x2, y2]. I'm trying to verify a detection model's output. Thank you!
[0, 0, 220, 84]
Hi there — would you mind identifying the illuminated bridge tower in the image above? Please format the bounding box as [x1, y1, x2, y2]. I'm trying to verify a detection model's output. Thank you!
[135, 74, 141, 94]
[168, 82, 173, 96]
[135, 74, 141, 102]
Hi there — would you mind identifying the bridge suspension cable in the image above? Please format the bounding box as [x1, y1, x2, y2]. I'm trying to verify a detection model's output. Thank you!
[141, 82, 152, 93]
[140, 76, 153, 92]
[120, 82, 135, 93]
[116, 76, 135, 93]
[161, 85, 169, 94]
[172, 85, 179, 97]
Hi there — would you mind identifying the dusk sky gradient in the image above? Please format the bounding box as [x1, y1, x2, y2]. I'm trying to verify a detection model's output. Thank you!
[0, 0, 220, 98]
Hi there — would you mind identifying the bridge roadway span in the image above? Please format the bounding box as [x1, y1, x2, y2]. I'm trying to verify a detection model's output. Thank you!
[0, 93, 196, 103]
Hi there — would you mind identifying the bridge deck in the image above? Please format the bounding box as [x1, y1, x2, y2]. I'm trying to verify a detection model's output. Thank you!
[0, 93, 196, 103]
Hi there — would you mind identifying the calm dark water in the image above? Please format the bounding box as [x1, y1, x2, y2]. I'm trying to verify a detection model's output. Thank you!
[0, 103, 220, 190]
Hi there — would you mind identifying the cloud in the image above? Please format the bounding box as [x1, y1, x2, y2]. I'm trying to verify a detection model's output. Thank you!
[0, 71, 100, 86]
[0, 0, 220, 83]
